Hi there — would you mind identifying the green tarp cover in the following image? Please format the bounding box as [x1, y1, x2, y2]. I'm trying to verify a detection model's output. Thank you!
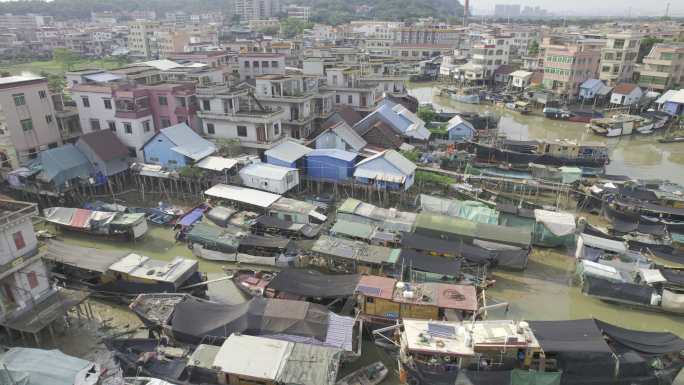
[420, 194, 499, 224]
[338, 198, 362, 214]
[415, 213, 531, 248]
[186, 222, 239, 253]
[330, 219, 375, 240]
[510, 369, 562, 385]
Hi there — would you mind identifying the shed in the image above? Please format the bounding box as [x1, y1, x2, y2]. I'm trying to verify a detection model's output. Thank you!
[36, 144, 92, 190]
[264, 140, 312, 168]
[579, 79, 604, 99]
[143, 122, 216, 169]
[75, 130, 129, 177]
[445, 115, 476, 142]
[313, 121, 367, 152]
[509, 70, 533, 89]
[354, 101, 430, 141]
[354, 149, 416, 191]
[413, 212, 532, 248]
[239, 162, 299, 194]
[305, 149, 357, 181]
[204, 184, 281, 210]
[610, 83, 643, 106]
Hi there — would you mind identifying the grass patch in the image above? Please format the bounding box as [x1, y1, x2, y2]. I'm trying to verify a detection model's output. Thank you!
[415, 170, 455, 187]
[0, 58, 125, 76]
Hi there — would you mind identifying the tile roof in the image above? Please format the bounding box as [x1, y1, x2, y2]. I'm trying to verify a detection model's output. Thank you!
[612, 83, 640, 95]
[77, 130, 128, 161]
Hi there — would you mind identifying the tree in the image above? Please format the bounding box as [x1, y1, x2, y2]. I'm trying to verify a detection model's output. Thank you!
[53, 48, 77, 71]
[280, 17, 312, 39]
[257, 26, 280, 36]
[638, 36, 664, 63]
[528, 41, 540, 56]
[417, 106, 437, 123]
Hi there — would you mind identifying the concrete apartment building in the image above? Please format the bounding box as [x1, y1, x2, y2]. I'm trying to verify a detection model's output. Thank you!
[197, 83, 286, 152]
[0, 200, 55, 325]
[238, 53, 286, 81]
[0, 76, 61, 165]
[390, 25, 462, 60]
[599, 32, 642, 87]
[541, 36, 603, 98]
[235, 0, 281, 21]
[455, 35, 511, 84]
[324, 67, 377, 113]
[254, 74, 334, 139]
[128, 20, 161, 58]
[638, 43, 684, 91]
[71, 81, 200, 160]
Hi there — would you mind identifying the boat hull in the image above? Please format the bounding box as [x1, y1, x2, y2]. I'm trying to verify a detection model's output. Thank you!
[472, 142, 608, 168]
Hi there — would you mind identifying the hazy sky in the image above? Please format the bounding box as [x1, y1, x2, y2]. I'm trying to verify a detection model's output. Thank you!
[470, 0, 683, 17]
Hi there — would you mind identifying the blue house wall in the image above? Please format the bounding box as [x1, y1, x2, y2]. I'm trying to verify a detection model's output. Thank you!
[143, 133, 190, 169]
[265, 155, 296, 169]
[447, 123, 475, 141]
[306, 155, 355, 181]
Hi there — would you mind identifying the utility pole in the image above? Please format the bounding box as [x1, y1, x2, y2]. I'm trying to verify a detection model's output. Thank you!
[665, 2, 670, 17]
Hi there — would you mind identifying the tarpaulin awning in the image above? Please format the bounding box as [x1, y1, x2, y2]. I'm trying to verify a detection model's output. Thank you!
[660, 267, 684, 287]
[398, 249, 462, 276]
[595, 319, 684, 355]
[529, 319, 613, 354]
[266, 270, 360, 298]
[534, 209, 576, 236]
[0, 347, 99, 385]
[177, 207, 205, 227]
[583, 275, 653, 305]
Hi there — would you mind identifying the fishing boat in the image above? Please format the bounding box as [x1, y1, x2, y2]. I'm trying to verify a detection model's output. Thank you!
[393, 318, 684, 385]
[658, 136, 684, 143]
[336, 362, 388, 385]
[44, 240, 208, 300]
[505, 100, 531, 114]
[567, 109, 604, 123]
[105, 338, 190, 384]
[590, 114, 655, 136]
[471, 138, 610, 168]
[439, 86, 481, 104]
[354, 275, 481, 329]
[642, 110, 672, 129]
[43, 206, 148, 240]
[542, 106, 572, 119]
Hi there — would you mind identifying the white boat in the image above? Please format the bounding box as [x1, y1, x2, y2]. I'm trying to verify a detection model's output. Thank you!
[590, 114, 654, 137]
[336, 362, 388, 385]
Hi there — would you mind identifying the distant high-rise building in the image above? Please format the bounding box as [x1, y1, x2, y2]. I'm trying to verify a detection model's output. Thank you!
[494, 4, 521, 18]
[235, 0, 281, 21]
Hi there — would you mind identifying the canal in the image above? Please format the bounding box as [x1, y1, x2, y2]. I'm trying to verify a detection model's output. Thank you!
[52, 83, 684, 384]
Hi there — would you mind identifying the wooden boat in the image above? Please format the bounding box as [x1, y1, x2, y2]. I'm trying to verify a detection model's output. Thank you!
[505, 101, 531, 114]
[43, 206, 148, 240]
[590, 114, 655, 136]
[44, 240, 208, 300]
[105, 338, 190, 384]
[336, 362, 388, 385]
[471, 138, 610, 168]
[658, 136, 684, 143]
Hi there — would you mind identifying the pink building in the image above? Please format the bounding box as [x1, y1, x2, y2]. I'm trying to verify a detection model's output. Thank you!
[145, 83, 199, 132]
[541, 37, 604, 98]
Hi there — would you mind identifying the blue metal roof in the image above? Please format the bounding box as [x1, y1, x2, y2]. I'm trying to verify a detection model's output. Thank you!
[37, 144, 91, 183]
[307, 149, 357, 162]
[580, 79, 603, 90]
[160, 123, 216, 161]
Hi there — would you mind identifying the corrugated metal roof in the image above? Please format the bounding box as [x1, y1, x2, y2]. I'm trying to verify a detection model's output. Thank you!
[331, 122, 367, 151]
[307, 148, 358, 162]
[205, 184, 281, 208]
[213, 334, 289, 380]
[161, 123, 216, 161]
[82, 72, 123, 83]
[239, 162, 297, 180]
[355, 149, 416, 176]
[195, 156, 238, 171]
[331, 219, 375, 240]
[265, 140, 312, 163]
[580, 79, 603, 89]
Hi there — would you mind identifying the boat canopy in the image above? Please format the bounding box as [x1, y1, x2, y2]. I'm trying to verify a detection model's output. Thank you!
[266, 270, 360, 298]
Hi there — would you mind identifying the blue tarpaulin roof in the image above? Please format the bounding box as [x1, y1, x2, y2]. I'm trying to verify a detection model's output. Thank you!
[178, 207, 205, 227]
[36, 144, 91, 187]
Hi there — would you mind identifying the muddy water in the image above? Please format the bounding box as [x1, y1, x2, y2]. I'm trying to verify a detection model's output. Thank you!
[49, 84, 684, 384]
[410, 84, 684, 185]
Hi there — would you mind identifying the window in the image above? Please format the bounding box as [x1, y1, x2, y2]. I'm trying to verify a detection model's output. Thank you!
[90, 119, 101, 131]
[142, 120, 151, 133]
[124, 122, 132, 134]
[332, 75, 338, 85]
[207, 123, 215, 134]
[158, 95, 168, 105]
[262, 61, 269, 68]
[13, 93, 25, 106]
[223, 99, 234, 113]
[27, 271, 38, 289]
[38, 90, 47, 99]
[12, 231, 25, 250]
[127, 146, 136, 158]
[347, 95, 353, 104]
[366, 297, 374, 304]
[237, 125, 247, 137]
[253, 61, 259, 68]
[271, 61, 279, 68]
[244, 61, 250, 68]
[103, 98, 112, 109]
[107, 121, 116, 131]
[20, 119, 33, 131]
[149, 156, 159, 162]
[81, 96, 90, 107]
[202, 99, 211, 111]
[45, 115, 53, 124]
[160, 117, 171, 128]
[273, 123, 279, 136]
